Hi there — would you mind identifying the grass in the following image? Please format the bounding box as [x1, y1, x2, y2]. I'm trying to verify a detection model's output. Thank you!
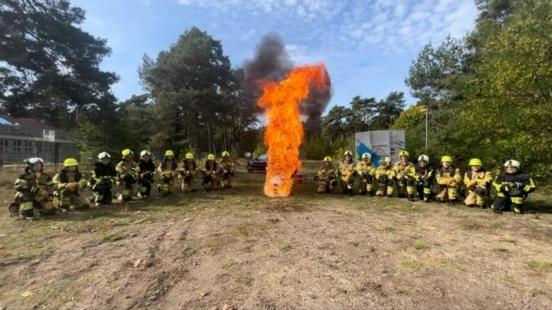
[527, 260, 552, 274]
[349, 240, 360, 247]
[281, 242, 292, 252]
[101, 231, 124, 242]
[235, 275, 254, 286]
[413, 241, 431, 250]
[401, 259, 423, 272]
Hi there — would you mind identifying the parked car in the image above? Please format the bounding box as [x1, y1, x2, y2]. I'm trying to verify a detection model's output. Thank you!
[247, 154, 268, 173]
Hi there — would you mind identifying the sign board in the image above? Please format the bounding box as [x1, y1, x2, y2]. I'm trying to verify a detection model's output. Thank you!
[355, 130, 405, 165]
[43, 129, 56, 142]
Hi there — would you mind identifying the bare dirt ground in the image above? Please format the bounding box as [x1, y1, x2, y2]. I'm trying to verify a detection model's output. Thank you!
[1, 166, 552, 310]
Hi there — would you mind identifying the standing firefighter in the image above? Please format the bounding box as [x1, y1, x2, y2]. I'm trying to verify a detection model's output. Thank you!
[202, 154, 219, 191]
[138, 150, 156, 199]
[116, 149, 140, 202]
[11, 158, 56, 219]
[492, 160, 536, 214]
[157, 150, 178, 196]
[218, 151, 235, 189]
[409, 154, 434, 202]
[90, 152, 117, 206]
[356, 153, 375, 195]
[316, 156, 337, 193]
[180, 152, 197, 192]
[338, 151, 356, 195]
[463, 158, 492, 208]
[393, 150, 416, 200]
[375, 156, 395, 197]
[435, 155, 462, 204]
[53, 158, 90, 210]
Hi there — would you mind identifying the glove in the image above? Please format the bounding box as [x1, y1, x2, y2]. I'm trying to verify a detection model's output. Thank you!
[66, 182, 78, 192]
[474, 187, 487, 195]
[500, 184, 509, 193]
[78, 179, 88, 190]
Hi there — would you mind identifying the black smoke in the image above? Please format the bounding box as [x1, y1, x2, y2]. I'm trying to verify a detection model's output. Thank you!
[242, 34, 332, 133]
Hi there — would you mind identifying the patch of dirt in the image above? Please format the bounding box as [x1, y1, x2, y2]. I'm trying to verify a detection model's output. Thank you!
[1, 177, 552, 309]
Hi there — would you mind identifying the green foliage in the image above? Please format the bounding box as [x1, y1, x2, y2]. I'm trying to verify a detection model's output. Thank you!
[0, 0, 118, 129]
[317, 92, 405, 159]
[402, 0, 552, 178]
[139, 27, 257, 154]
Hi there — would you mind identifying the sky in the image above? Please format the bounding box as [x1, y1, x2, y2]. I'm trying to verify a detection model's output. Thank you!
[71, 0, 479, 111]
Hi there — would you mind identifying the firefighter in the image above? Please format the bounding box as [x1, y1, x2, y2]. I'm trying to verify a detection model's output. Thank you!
[393, 150, 416, 200]
[115, 149, 140, 202]
[10, 158, 56, 219]
[492, 160, 536, 214]
[138, 150, 156, 199]
[218, 151, 235, 189]
[202, 154, 219, 191]
[156, 149, 178, 196]
[53, 158, 90, 210]
[374, 156, 395, 197]
[435, 155, 462, 204]
[338, 150, 356, 195]
[356, 153, 375, 195]
[463, 158, 493, 208]
[90, 152, 117, 206]
[409, 154, 434, 202]
[316, 156, 337, 193]
[179, 152, 197, 192]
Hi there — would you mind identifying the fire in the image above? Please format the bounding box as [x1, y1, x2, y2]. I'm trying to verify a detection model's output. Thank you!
[257, 64, 330, 197]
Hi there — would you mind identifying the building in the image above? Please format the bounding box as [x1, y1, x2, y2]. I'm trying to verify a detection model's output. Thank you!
[0, 115, 77, 165]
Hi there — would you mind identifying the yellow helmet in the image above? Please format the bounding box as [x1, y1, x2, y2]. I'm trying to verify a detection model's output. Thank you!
[185, 152, 194, 160]
[441, 155, 453, 163]
[63, 158, 78, 167]
[164, 149, 175, 157]
[122, 149, 133, 157]
[468, 158, 483, 166]
[207, 153, 216, 160]
[221, 151, 230, 157]
[399, 150, 409, 158]
[323, 156, 332, 162]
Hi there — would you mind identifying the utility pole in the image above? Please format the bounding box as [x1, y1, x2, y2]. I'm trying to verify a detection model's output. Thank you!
[424, 103, 429, 151]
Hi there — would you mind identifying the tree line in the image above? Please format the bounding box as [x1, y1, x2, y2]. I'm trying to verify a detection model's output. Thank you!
[1, 0, 551, 180]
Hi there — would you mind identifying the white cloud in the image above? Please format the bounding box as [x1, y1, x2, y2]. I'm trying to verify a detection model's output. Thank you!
[175, 0, 478, 54]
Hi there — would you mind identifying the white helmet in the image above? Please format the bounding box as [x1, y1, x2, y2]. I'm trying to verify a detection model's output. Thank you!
[418, 154, 429, 163]
[381, 156, 391, 164]
[344, 150, 353, 157]
[504, 159, 520, 168]
[26, 157, 44, 165]
[362, 153, 371, 160]
[140, 150, 152, 158]
[97, 152, 111, 160]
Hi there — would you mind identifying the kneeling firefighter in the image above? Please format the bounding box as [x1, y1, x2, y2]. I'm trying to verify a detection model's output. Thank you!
[492, 160, 536, 214]
[53, 158, 90, 210]
[138, 150, 156, 199]
[338, 151, 356, 195]
[11, 158, 56, 219]
[375, 156, 395, 197]
[463, 158, 492, 208]
[157, 150, 178, 196]
[218, 151, 235, 189]
[90, 152, 117, 206]
[356, 153, 375, 195]
[115, 149, 140, 202]
[316, 156, 338, 193]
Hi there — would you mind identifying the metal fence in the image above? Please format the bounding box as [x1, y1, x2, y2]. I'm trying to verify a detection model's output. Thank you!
[0, 138, 78, 165]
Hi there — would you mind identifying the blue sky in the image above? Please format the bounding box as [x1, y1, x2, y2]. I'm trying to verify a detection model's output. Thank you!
[72, 0, 478, 111]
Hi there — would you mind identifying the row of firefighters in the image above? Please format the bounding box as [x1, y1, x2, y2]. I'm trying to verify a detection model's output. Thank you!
[9, 149, 235, 220]
[316, 150, 536, 214]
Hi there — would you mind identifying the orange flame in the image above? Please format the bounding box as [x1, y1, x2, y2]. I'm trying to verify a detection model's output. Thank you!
[257, 64, 330, 197]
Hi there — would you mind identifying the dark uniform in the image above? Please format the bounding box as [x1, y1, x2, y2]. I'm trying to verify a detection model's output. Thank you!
[492, 171, 536, 214]
[138, 158, 156, 198]
[90, 161, 117, 205]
